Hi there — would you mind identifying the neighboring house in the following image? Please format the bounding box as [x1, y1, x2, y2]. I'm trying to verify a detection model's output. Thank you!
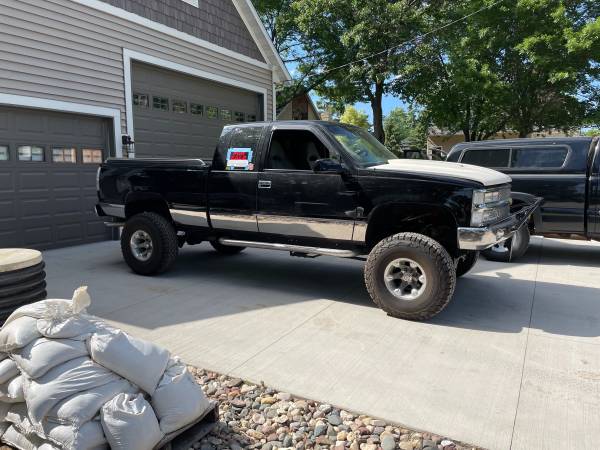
[0, 0, 289, 250]
[277, 93, 320, 121]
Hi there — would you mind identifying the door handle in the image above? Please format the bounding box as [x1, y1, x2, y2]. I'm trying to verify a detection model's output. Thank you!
[258, 180, 271, 189]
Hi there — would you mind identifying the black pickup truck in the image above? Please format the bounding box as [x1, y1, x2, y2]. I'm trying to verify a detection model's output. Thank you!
[96, 121, 539, 320]
[447, 137, 600, 261]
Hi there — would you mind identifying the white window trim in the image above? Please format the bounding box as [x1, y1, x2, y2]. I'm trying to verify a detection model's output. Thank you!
[123, 48, 269, 152]
[0, 93, 122, 157]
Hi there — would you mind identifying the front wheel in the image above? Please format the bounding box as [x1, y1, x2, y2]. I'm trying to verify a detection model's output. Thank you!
[364, 233, 456, 321]
[482, 225, 530, 262]
[121, 212, 178, 275]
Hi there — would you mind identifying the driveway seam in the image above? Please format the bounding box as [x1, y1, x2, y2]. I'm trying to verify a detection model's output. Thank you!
[227, 301, 335, 376]
[509, 238, 544, 450]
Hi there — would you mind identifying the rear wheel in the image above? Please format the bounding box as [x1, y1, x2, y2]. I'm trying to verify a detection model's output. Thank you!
[456, 251, 479, 278]
[483, 225, 530, 262]
[121, 212, 178, 275]
[210, 241, 246, 255]
[364, 233, 456, 321]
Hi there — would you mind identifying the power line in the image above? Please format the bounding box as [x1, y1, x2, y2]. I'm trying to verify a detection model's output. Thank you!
[282, 0, 505, 83]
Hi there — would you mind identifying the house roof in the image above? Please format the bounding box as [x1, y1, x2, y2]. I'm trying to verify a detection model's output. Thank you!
[233, 0, 291, 83]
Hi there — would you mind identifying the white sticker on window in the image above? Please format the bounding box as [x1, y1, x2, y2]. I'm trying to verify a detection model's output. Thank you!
[226, 148, 253, 171]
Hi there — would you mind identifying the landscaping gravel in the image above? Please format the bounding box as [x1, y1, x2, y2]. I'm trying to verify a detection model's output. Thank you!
[189, 367, 484, 450]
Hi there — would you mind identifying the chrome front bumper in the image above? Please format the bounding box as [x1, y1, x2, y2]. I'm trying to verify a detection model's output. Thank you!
[458, 198, 542, 251]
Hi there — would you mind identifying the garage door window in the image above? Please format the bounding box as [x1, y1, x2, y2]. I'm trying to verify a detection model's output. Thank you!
[133, 93, 149, 108]
[18, 145, 44, 162]
[221, 109, 232, 121]
[207, 106, 218, 119]
[173, 100, 187, 114]
[153, 96, 169, 111]
[82, 149, 103, 164]
[52, 148, 77, 163]
[247, 114, 257, 122]
[190, 104, 203, 116]
[235, 112, 245, 123]
[0, 146, 8, 161]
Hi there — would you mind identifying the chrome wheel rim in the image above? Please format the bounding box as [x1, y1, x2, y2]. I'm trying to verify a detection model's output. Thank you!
[130, 230, 153, 262]
[384, 258, 427, 301]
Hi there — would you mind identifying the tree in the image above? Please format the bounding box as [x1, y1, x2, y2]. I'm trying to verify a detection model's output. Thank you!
[398, 0, 600, 140]
[339, 106, 370, 129]
[383, 108, 427, 155]
[292, 0, 427, 143]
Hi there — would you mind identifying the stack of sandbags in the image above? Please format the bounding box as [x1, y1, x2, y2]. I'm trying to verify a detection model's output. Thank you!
[0, 287, 212, 450]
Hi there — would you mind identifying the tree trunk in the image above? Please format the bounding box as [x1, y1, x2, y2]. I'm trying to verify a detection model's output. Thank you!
[371, 82, 385, 143]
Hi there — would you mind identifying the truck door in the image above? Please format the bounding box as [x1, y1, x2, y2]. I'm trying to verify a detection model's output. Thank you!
[208, 126, 264, 233]
[256, 127, 358, 243]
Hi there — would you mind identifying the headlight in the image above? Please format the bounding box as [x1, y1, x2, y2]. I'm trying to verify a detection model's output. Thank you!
[471, 187, 511, 226]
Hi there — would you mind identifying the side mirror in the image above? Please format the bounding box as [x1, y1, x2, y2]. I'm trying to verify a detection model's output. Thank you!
[313, 158, 345, 174]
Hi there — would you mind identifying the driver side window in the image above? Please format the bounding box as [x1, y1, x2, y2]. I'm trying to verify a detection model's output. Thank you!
[266, 129, 340, 170]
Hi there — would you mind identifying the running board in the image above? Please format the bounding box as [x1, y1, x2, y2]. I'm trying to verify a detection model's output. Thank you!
[217, 238, 359, 258]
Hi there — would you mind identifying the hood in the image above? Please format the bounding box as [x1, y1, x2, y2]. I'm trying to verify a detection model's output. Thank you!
[368, 159, 511, 187]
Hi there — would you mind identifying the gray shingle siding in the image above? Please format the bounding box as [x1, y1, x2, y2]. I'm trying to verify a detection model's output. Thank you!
[98, 0, 265, 62]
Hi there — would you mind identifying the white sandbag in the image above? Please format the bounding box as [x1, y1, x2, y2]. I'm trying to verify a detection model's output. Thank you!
[0, 358, 19, 384]
[5, 403, 32, 433]
[89, 331, 169, 395]
[38, 443, 61, 450]
[24, 356, 121, 426]
[101, 393, 163, 450]
[2, 425, 43, 450]
[45, 420, 108, 450]
[0, 317, 41, 353]
[47, 378, 138, 427]
[0, 375, 24, 403]
[13, 338, 89, 379]
[3, 287, 91, 328]
[152, 357, 211, 434]
[37, 315, 97, 340]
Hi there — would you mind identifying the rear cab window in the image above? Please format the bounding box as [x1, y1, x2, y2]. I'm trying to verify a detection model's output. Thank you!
[212, 126, 264, 171]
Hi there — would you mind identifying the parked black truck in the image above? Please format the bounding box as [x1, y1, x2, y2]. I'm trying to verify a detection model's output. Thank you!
[96, 121, 539, 320]
[447, 137, 600, 261]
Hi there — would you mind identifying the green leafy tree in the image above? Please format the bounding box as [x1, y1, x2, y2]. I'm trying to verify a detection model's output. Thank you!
[398, 0, 600, 139]
[383, 108, 427, 155]
[292, 0, 427, 143]
[339, 106, 370, 129]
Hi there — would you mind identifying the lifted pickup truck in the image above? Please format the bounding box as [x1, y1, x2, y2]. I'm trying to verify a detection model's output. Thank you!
[96, 121, 539, 320]
[447, 137, 600, 261]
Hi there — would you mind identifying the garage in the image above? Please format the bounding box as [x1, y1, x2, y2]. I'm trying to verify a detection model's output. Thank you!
[131, 62, 264, 160]
[0, 106, 112, 250]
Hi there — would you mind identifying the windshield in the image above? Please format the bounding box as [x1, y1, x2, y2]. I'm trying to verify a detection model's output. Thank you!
[324, 123, 396, 167]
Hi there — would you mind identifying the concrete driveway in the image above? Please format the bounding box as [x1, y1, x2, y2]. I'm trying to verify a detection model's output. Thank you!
[42, 237, 600, 450]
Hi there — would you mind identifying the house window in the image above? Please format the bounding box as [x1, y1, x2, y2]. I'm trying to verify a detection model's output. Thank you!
[235, 112, 245, 123]
[18, 145, 44, 162]
[133, 93, 149, 108]
[173, 100, 187, 114]
[82, 149, 103, 164]
[206, 106, 218, 119]
[246, 114, 257, 122]
[190, 104, 204, 116]
[221, 109, 232, 121]
[153, 96, 169, 111]
[52, 147, 77, 163]
[0, 146, 8, 161]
